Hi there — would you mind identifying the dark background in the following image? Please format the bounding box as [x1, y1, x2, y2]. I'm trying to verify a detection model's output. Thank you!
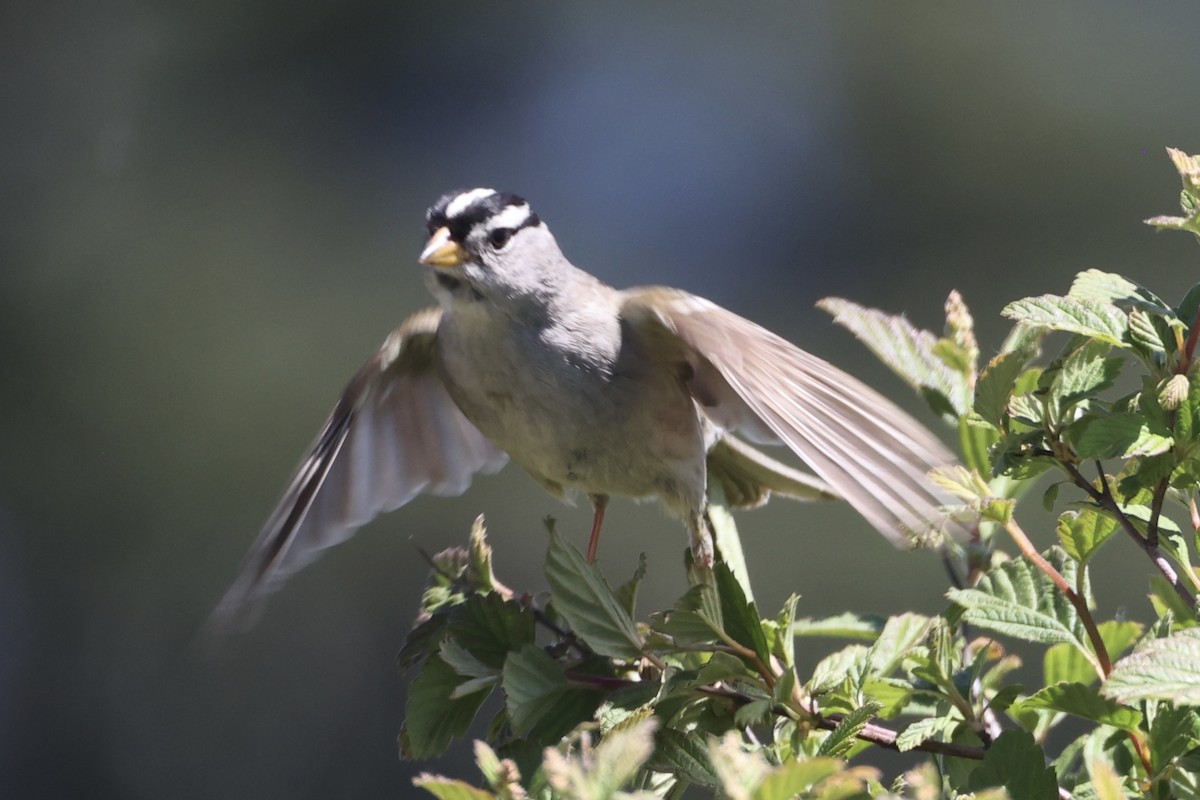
[3, 2, 1198, 797]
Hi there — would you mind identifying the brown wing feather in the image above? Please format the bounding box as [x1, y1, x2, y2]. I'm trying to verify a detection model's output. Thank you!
[210, 308, 507, 631]
[621, 288, 970, 547]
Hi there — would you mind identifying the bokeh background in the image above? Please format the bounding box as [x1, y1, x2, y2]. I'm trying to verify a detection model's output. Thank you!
[3, 2, 1199, 797]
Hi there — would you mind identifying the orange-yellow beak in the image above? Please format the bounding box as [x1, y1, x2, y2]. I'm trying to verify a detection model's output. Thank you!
[418, 226, 466, 268]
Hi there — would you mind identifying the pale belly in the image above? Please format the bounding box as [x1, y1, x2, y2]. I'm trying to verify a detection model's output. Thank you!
[435, 314, 707, 508]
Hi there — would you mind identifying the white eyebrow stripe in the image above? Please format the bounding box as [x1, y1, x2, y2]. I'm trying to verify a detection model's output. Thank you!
[445, 188, 496, 219]
[487, 203, 533, 230]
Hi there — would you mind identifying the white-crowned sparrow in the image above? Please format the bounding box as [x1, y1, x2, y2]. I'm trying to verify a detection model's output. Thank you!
[213, 188, 965, 627]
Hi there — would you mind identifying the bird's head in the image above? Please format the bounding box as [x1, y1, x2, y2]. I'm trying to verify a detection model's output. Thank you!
[419, 188, 568, 306]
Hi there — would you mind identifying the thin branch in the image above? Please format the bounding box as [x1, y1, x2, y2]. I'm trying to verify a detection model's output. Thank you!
[695, 684, 989, 761]
[1062, 461, 1196, 608]
[1003, 518, 1111, 678]
[1146, 477, 1170, 550]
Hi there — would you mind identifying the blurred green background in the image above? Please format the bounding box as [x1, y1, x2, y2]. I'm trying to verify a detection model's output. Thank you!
[3, 2, 1198, 797]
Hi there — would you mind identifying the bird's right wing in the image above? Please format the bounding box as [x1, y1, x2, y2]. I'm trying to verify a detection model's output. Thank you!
[210, 307, 508, 630]
[621, 288, 971, 548]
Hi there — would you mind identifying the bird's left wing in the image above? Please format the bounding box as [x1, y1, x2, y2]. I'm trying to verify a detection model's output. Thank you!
[620, 288, 971, 548]
[210, 307, 508, 631]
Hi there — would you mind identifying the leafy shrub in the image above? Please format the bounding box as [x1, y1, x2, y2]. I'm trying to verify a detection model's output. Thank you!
[403, 148, 1200, 800]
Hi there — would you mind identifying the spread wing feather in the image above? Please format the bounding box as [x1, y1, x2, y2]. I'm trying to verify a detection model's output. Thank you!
[210, 308, 507, 631]
[622, 288, 970, 547]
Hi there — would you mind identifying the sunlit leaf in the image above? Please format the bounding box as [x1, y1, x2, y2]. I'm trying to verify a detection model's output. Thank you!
[819, 297, 969, 415]
[967, 730, 1059, 800]
[1002, 294, 1128, 347]
[1014, 681, 1142, 731]
[544, 529, 643, 660]
[1104, 628, 1200, 705]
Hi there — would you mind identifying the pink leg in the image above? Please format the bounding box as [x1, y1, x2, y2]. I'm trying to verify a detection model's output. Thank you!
[586, 493, 609, 563]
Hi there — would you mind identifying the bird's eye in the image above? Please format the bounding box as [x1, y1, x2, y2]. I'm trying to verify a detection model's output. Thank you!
[487, 227, 514, 249]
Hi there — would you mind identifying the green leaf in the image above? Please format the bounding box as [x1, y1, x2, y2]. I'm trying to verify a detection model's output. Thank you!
[818, 297, 969, 415]
[752, 758, 847, 800]
[809, 645, 870, 695]
[412, 776, 496, 800]
[714, 560, 771, 664]
[791, 612, 886, 640]
[816, 702, 882, 757]
[976, 348, 1037, 425]
[1051, 339, 1123, 408]
[1148, 575, 1199, 624]
[895, 715, 959, 752]
[501, 644, 601, 740]
[1129, 308, 1169, 355]
[649, 728, 720, 788]
[775, 594, 799, 670]
[614, 553, 647, 619]
[947, 548, 1096, 667]
[402, 655, 491, 759]
[1149, 705, 1200, 777]
[1056, 509, 1118, 565]
[541, 718, 658, 799]
[1044, 621, 1143, 686]
[1103, 628, 1200, 705]
[544, 529, 643, 660]
[707, 491, 755, 604]
[866, 613, 932, 677]
[1002, 294, 1129, 347]
[1177, 282, 1200, 328]
[1015, 681, 1142, 731]
[1069, 269, 1175, 317]
[449, 594, 536, 669]
[439, 639, 498, 681]
[967, 729, 1059, 800]
[398, 615, 451, 673]
[1069, 412, 1174, 459]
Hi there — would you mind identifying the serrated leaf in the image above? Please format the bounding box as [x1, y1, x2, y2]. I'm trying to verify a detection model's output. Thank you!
[1149, 705, 1200, 776]
[1177, 282, 1200, 328]
[1044, 621, 1144, 687]
[791, 612, 886, 640]
[1056, 509, 1118, 565]
[752, 758, 846, 800]
[449, 594, 536, 669]
[650, 728, 719, 787]
[1051, 339, 1123, 408]
[867, 613, 932, 677]
[1002, 294, 1129, 347]
[819, 297, 968, 415]
[403, 655, 491, 759]
[976, 348, 1037, 425]
[809, 645, 870, 695]
[1016, 681, 1142, 731]
[895, 715, 959, 752]
[542, 718, 658, 799]
[615, 553, 647, 619]
[1070, 412, 1174, 459]
[439, 639, 499, 681]
[967, 729, 1059, 800]
[1085, 759, 1127, 800]
[775, 594, 799, 670]
[1069, 269, 1175, 317]
[817, 702, 882, 757]
[708, 491, 755, 604]
[413, 776, 496, 800]
[714, 561, 771, 664]
[501, 644, 601, 740]
[1129, 308, 1168, 355]
[544, 529, 643, 660]
[1103, 628, 1200, 705]
[947, 548, 1097, 670]
[398, 615, 452, 673]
